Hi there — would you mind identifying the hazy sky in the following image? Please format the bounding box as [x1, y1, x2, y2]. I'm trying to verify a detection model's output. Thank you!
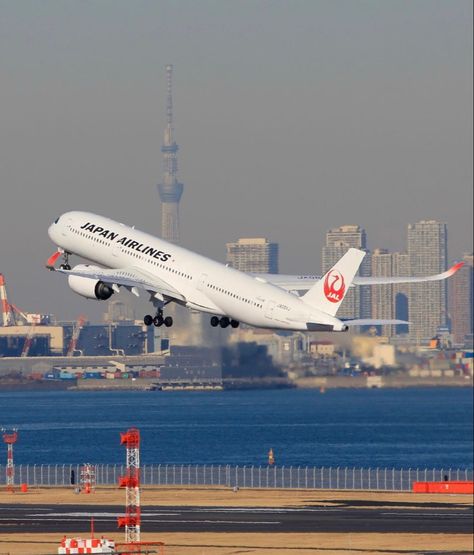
[0, 1, 472, 321]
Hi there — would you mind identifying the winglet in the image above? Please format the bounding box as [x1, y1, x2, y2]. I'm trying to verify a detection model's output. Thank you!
[45, 251, 62, 271]
[445, 262, 464, 277]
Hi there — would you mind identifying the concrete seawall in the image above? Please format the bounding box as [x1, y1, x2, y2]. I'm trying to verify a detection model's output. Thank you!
[294, 375, 472, 388]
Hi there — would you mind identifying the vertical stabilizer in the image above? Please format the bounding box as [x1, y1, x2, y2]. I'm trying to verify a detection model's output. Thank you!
[302, 248, 366, 316]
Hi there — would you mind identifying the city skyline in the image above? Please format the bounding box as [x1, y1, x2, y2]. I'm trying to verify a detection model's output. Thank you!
[226, 237, 279, 274]
[0, 1, 471, 321]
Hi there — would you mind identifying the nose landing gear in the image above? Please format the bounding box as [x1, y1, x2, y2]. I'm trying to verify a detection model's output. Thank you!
[59, 252, 71, 271]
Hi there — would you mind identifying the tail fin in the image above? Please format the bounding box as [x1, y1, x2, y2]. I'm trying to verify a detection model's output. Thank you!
[302, 248, 366, 316]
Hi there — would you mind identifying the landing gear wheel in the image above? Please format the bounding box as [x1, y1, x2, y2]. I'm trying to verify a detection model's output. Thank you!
[153, 315, 164, 327]
[59, 252, 71, 270]
[164, 316, 173, 327]
[230, 319, 239, 328]
[144, 314, 153, 326]
[219, 317, 230, 328]
[210, 316, 220, 327]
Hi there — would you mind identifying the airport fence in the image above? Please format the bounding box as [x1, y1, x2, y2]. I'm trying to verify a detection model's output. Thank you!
[1, 464, 473, 492]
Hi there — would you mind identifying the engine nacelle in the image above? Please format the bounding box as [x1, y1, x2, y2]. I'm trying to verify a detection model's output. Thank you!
[68, 265, 114, 301]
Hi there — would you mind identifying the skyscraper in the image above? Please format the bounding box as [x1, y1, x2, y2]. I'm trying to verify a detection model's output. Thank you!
[226, 238, 279, 274]
[407, 220, 448, 342]
[157, 65, 183, 244]
[322, 225, 371, 319]
[370, 249, 410, 337]
[449, 253, 473, 345]
[371, 248, 393, 336]
[392, 251, 410, 335]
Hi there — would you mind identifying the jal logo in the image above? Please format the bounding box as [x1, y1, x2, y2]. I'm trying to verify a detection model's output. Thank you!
[324, 270, 346, 303]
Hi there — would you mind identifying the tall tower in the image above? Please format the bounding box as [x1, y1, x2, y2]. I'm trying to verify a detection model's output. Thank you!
[157, 64, 183, 244]
[118, 428, 141, 543]
[2, 428, 18, 492]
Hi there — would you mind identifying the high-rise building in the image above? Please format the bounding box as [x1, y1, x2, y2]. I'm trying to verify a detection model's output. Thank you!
[104, 300, 134, 323]
[407, 220, 448, 342]
[322, 225, 371, 319]
[226, 238, 279, 274]
[449, 253, 473, 345]
[392, 251, 410, 335]
[371, 249, 393, 336]
[370, 249, 410, 337]
[157, 65, 183, 244]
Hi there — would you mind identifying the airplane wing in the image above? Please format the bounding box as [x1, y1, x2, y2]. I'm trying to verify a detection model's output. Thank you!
[53, 265, 186, 302]
[255, 262, 464, 292]
[251, 273, 321, 291]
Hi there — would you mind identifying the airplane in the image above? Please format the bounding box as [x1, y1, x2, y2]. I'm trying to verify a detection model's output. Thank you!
[46, 211, 463, 332]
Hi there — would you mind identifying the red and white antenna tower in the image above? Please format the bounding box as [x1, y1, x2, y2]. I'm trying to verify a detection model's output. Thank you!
[2, 428, 18, 492]
[118, 428, 141, 543]
[0, 274, 16, 327]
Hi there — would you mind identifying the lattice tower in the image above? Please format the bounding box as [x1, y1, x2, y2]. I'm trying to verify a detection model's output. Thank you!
[118, 428, 141, 543]
[2, 428, 18, 492]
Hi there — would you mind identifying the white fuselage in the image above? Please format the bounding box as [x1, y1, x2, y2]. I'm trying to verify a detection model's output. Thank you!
[48, 211, 344, 331]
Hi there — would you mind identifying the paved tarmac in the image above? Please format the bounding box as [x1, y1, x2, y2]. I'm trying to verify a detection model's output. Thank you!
[0, 500, 472, 534]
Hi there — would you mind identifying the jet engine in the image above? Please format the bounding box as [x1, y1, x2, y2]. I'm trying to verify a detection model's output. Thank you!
[68, 265, 114, 301]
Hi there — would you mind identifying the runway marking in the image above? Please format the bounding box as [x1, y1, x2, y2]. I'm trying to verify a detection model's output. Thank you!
[0, 518, 118, 522]
[142, 519, 280, 525]
[6, 507, 49, 511]
[381, 512, 471, 517]
[183, 507, 340, 514]
[28, 512, 180, 518]
[0, 517, 280, 525]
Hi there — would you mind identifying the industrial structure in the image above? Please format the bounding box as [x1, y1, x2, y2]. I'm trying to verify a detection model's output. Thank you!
[118, 428, 141, 543]
[157, 64, 183, 244]
[0, 274, 15, 327]
[2, 428, 17, 492]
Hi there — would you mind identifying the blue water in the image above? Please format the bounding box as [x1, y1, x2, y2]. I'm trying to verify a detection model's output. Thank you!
[0, 388, 472, 469]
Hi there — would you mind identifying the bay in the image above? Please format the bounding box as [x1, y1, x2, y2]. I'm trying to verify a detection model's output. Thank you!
[0, 388, 472, 469]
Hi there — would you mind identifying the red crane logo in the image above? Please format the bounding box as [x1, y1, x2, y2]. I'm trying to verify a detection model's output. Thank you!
[324, 270, 346, 303]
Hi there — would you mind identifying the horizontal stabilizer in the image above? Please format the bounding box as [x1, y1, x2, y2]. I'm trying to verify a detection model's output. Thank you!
[343, 318, 410, 327]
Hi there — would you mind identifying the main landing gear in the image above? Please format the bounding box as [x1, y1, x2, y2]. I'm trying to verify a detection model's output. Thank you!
[210, 316, 239, 329]
[144, 309, 173, 328]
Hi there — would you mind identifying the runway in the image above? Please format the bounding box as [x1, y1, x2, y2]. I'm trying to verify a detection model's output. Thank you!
[0, 499, 471, 534]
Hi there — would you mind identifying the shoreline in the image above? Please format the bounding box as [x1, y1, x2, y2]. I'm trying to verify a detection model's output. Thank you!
[0, 374, 472, 391]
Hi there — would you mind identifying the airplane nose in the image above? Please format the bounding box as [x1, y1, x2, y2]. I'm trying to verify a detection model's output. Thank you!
[48, 223, 57, 242]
